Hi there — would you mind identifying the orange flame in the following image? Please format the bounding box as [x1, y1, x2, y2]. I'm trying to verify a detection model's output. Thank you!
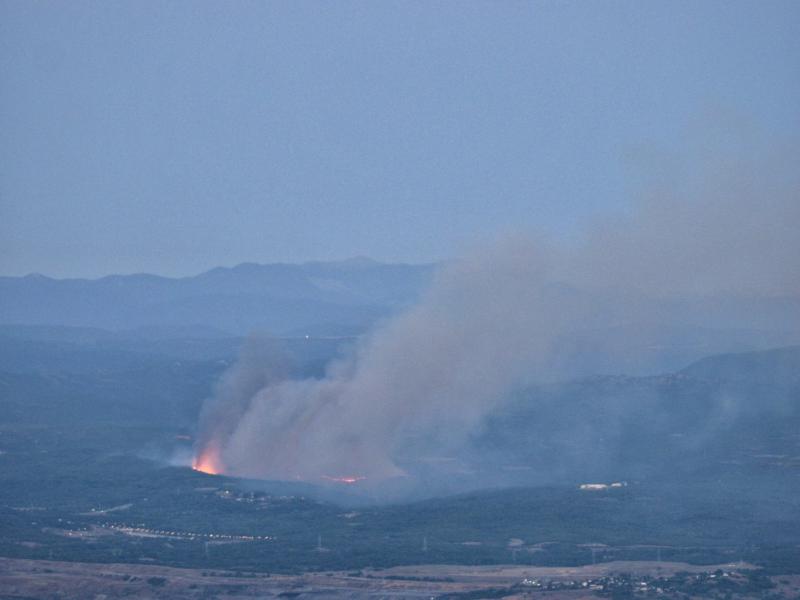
[192, 443, 224, 475]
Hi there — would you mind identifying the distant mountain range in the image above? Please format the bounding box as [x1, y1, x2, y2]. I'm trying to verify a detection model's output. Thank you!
[0, 259, 435, 337]
[1, 259, 799, 376]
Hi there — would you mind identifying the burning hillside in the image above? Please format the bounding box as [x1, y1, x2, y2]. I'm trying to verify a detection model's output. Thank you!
[192, 444, 223, 475]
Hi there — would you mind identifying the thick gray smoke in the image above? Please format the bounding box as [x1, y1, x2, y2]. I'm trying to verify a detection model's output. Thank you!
[197, 140, 799, 485]
[201, 238, 588, 481]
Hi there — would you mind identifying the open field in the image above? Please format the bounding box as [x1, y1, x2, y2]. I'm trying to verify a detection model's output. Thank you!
[3, 557, 798, 599]
[368, 560, 754, 582]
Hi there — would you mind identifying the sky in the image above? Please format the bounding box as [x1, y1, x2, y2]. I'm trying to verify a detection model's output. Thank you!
[1, 1, 798, 278]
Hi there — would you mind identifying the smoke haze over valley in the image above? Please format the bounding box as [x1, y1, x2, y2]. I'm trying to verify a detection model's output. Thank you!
[191, 143, 800, 490]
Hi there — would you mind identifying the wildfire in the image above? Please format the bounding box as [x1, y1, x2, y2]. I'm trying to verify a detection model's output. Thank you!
[192, 444, 224, 475]
[322, 475, 366, 485]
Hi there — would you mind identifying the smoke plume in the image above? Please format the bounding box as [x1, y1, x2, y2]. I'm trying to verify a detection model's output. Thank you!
[196, 138, 799, 486]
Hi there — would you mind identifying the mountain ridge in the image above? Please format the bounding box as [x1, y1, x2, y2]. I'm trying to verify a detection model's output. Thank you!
[0, 259, 436, 336]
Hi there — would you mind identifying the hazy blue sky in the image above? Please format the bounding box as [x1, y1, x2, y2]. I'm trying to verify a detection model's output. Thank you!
[1, 1, 798, 278]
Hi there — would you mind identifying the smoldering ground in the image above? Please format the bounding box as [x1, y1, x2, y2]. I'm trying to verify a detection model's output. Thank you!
[195, 140, 800, 495]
